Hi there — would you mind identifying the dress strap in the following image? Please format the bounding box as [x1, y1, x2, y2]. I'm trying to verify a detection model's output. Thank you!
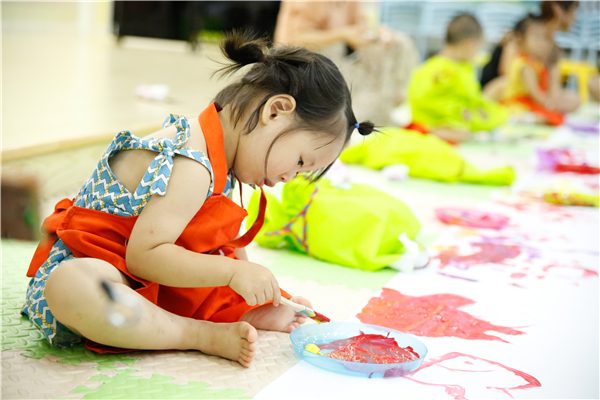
[198, 103, 229, 196]
[128, 114, 214, 212]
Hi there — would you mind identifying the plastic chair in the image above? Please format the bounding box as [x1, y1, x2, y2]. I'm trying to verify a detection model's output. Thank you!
[559, 59, 598, 103]
[584, 7, 600, 66]
[380, 1, 422, 37]
[475, 2, 527, 44]
[555, 8, 586, 61]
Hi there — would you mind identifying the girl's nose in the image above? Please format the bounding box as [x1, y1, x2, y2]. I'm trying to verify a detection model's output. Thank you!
[280, 172, 298, 183]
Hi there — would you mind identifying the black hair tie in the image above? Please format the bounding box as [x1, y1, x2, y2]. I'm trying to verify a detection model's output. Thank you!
[356, 121, 375, 136]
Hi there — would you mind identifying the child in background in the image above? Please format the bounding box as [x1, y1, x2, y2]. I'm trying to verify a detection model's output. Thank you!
[408, 14, 508, 143]
[22, 31, 375, 367]
[502, 15, 568, 126]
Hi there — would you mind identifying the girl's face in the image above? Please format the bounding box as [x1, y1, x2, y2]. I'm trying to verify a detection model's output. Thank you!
[522, 23, 552, 61]
[233, 99, 345, 188]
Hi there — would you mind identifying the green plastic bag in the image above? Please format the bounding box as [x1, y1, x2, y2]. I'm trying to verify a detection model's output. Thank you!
[408, 55, 509, 132]
[340, 127, 516, 186]
[247, 177, 421, 271]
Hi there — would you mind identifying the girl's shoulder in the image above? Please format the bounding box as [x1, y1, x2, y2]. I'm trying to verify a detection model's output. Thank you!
[108, 115, 212, 197]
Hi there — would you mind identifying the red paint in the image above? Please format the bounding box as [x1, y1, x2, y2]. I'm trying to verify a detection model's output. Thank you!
[311, 311, 331, 324]
[320, 332, 419, 364]
[555, 164, 600, 174]
[357, 288, 524, 342]
[510, 272, 527, 278]
[405, 352, 541, 400]
[437, 243, 521, 269]
[542, 264, 598, 278]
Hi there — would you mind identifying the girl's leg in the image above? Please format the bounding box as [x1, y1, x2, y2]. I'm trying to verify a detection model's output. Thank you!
[45, 258, 258, 367]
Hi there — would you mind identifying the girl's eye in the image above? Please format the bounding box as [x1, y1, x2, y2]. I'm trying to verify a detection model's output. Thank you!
[298, 158, 304, 167]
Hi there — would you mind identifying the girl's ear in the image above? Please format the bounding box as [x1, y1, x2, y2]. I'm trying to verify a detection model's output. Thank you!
[261, 94, 297, 125]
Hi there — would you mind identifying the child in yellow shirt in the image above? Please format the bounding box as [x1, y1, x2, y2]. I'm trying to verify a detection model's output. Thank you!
[408, 14, 508, 143]
[502, 14, 566, 126]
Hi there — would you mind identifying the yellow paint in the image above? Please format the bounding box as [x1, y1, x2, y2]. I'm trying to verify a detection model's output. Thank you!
[305, 344, 323, 355]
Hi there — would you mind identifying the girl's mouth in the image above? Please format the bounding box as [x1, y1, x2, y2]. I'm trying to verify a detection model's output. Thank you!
[258, 178, 275, 188]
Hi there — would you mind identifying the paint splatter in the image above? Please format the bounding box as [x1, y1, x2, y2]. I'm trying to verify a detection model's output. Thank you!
[510, 272, 527, 279]
[405, 352, 541, 400]
[320, 332, 419, 364]
[356, 288, 524, 342]
[437, 243, 522, 269]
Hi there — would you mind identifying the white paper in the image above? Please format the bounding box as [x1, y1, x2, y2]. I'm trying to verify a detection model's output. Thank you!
[255, 198, 599, 400]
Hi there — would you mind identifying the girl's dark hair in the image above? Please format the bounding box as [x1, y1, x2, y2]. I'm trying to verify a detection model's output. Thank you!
[540, 1, 579, 21]
[213, 30, 375, 181]
[513, 13, 546, 36]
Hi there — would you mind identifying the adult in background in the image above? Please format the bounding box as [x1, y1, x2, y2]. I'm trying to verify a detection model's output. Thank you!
[274, 1, 419, 126]
[480, 1, 580, 113]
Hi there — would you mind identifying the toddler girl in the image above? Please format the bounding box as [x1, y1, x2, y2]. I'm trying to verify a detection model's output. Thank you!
[502, 15, 567, 125]
[22, 31, 374, 367]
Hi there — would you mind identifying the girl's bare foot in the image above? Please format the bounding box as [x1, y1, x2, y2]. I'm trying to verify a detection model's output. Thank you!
[195, 321, 258, 367]
[241, 296, 312, 333]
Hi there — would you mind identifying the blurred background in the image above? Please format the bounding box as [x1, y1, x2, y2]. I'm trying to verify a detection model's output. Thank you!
[1, 1, 599, 240]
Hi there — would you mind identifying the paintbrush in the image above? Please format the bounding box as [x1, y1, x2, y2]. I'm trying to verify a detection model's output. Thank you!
[279, 297, 331, 324]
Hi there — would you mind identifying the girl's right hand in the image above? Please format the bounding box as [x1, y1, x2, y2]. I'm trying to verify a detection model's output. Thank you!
[228, 261, 281, 307]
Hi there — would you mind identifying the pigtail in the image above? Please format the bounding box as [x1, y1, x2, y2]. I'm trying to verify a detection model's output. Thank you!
[215, 30, 268, 78]
[356, 121, 377, 136]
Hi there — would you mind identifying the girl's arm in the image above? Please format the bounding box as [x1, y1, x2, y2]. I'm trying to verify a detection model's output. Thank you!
[126, 155, 280, 306]
[547, 64, 562, 99]
[498, 39, 518, 76]
[521, 65, 550, 106]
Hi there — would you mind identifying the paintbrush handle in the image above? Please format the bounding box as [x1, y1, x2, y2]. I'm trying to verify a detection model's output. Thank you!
[279, 297, 306, 313]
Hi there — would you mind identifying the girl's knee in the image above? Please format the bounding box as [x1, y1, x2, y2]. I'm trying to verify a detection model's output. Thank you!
[45, 261, 90, 311]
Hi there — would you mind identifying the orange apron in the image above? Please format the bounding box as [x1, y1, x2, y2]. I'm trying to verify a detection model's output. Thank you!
[27, 103, 290, 353]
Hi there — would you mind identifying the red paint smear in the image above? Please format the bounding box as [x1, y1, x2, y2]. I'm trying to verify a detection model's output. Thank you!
[437, 243, 521, 269]
[404, 352, 541, 400]
[357, 288, 524, 342]
[311, 311, 331, 324]
[510, 272, 527, 279]
[320, 332, 419, 364]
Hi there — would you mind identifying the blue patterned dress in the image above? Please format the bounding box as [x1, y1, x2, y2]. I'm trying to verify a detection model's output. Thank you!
[21, 114, 234, 347]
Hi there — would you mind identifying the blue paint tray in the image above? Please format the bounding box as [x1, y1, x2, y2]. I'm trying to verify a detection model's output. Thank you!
[290, 322, 428, 378]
